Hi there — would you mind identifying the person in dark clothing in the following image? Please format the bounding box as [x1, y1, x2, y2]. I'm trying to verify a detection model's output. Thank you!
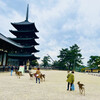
[3, 66, 5, 72]
[8, 65, 10, 71]
[15, 66, 18, 71]
[11, 66, 14, 76]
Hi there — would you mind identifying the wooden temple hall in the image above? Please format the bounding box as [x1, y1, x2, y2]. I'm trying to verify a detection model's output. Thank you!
[0, 5, 39, 67]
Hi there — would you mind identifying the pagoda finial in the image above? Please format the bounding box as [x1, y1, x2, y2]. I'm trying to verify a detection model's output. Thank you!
[25, 4, 29, 21]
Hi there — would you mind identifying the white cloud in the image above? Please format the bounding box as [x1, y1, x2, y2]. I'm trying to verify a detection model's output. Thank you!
[77, 36, 100, 65]
[26, 0, 100, 65]
[0, 1, 24, 37]
[0, 1, 7, 10]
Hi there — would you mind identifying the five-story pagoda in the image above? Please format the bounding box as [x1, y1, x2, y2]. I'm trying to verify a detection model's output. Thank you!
[8, 5, 39, 66]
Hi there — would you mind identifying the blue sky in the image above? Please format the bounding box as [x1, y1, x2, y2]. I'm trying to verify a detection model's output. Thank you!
[0, 0, 100, 65]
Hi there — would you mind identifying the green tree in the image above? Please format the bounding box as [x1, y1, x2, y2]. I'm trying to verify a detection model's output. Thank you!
[30, 60, 39, 66]
[57, 44, 83, 70]
[42, 56, 51, 67]
[51, 60, 59, 69]
[87, 56, 100, 68]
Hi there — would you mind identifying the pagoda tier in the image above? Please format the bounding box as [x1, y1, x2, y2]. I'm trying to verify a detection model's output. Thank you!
[0, 34, 39, 53]
[14, 45, 39, 53]
[18, 46, 39, 53]
[8, 53, 39, 60]
[11, 21, 39, 32]
[9, 38, 39, 46]
[4, 44, 39, 53]
[9, 30, 39, 38]
[0, 33, 25, 50]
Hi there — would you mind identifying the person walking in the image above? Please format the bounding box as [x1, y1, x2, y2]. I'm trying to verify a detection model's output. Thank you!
[11, 66, 14, 76]
[66, 71, 74, 91]
[35, 68, 41, 84]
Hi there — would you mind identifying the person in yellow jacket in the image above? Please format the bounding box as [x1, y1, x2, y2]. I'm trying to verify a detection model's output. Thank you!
[66, 71, 74, 91]
[35, 68, 41, 84]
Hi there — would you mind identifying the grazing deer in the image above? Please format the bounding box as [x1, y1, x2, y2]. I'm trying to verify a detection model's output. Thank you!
[40, 74, 45, 81]
[15, 70, 22, 79]
[29, 71, 34, 79]
[77, 81, 85, 96]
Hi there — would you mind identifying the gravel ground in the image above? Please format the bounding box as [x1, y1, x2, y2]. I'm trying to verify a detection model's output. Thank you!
[0, 70, 100, 100]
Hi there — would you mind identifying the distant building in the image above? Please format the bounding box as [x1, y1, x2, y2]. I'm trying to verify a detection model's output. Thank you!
[85, 68, 100, 73]
[0, 5, 39, 66]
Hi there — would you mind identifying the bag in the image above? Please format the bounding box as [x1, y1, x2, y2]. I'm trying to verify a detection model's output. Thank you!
[36, 74, 39, 77]
[71, 84, 75, 91]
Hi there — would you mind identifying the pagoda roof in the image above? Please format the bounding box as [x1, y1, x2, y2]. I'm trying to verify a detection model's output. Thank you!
[9, 38, 39, 45]
[11, 22, 39, 32]
[22, 46, 39, 53]
[8, 53, 39, 60]
[10, 30, 38, 33]
[8, 53, 35, 57]
[0, 33, 24, 48]
[9, 30, 39, 38]
[11, 20, 34, 25]
[23, 45, 36, 48]
[0, 33, 39, 51]
[10, 37, 34, 40]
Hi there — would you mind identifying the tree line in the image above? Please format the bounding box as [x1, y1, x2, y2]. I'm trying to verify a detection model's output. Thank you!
[32, 44, 100, 71]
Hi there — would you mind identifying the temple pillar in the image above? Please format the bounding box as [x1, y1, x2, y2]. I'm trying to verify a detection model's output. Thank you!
[0, 53, 3, 65]
[3, 53, 7, 66]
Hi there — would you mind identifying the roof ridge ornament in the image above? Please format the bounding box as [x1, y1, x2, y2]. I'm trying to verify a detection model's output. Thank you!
[25, 4, 29, 22]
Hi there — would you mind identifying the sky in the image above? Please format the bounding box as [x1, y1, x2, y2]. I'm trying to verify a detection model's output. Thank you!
[0, 0, 100, 65]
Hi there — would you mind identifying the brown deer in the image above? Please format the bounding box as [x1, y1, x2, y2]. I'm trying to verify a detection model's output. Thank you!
[40, 74, 45, 81]
[15, 70, 22, 79]
[77, 81, 85, 96]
